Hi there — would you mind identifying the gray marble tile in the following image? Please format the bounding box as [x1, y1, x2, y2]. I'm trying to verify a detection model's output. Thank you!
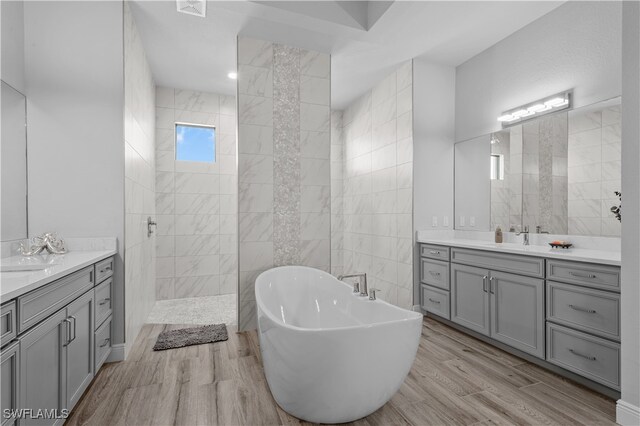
[238, 38, 273, 68]
[300, 50, 330, 78]
[239, 212, 273, 242]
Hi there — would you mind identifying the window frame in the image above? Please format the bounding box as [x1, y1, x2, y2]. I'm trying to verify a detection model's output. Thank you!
[174, 121, 216, 163]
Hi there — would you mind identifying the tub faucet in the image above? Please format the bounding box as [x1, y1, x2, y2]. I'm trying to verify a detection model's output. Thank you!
[369, 288, 380, 301]
[516, 225, 530, 245]
[338, 273, 368, 297]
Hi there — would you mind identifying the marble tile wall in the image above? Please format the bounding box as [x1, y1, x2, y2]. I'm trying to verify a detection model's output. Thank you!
[519, 114, 568, 234]
[341, 61, 413, 309]
[154, 86, 237, 300]
[237, 38, 331, 330]
[568, 104, 621, 236]
[490, 131, 511, 230]
[331, 111, 344, 276]
[124, 2, 156, 356]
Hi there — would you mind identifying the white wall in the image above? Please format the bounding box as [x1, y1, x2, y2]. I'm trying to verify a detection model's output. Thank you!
[455, 1, 622, 142]
[1, 0, 25, 93]
[124, 1, 156, 356]
[619, 2, 640, 424]
[412, 60, 456, 234]
[23, 1, 125, 344]
[412, 59, 456, 304]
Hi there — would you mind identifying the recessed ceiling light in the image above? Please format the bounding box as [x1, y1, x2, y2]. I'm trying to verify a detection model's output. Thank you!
[228, 72, 237, 80]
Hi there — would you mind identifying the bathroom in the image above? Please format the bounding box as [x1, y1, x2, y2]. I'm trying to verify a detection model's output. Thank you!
[0, 0, 638, 425]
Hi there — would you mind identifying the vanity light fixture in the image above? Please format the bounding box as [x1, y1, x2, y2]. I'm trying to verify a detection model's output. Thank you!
[498, 91, 571, 127]
[227, 72, 237, 80]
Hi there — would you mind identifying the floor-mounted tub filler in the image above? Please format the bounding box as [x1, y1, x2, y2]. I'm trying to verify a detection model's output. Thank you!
[255, 266, 423, 423]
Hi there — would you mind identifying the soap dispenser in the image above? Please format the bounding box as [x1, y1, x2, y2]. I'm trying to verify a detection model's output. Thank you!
[495, 226, 503, 243]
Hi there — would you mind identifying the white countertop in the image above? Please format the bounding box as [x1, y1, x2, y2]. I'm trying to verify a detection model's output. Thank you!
[417, 237, 621, 266]
[0, 250, 117, 301]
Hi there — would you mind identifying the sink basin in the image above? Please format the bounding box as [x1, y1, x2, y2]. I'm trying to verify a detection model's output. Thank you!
[0, 256, 61, 272]
[0, 264, 52, 272]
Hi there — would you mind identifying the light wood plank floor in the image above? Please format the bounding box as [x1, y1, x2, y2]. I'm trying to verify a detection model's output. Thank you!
[66, 318, 616, 426]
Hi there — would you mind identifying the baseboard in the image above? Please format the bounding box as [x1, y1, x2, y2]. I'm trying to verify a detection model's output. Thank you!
[106, 343, 125, 363]
[616, 400, 640, 425]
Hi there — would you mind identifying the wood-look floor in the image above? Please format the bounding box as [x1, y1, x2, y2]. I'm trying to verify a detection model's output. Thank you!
[66, 318, 616, 426]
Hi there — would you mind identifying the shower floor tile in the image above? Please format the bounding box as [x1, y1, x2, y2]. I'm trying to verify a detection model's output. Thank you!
[147, 294, 237, 325]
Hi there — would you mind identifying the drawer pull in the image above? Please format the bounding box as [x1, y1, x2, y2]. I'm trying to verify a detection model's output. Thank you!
[99, 265, 112, 274]
[429, 250, 441, 255]
[99, 338, 110, 348]
[569, 272, 596, 279]
[99, 298, 111, 306]
[568, 304, 596, 314]
[568, 348, 596, 361]
[428, 298, 441, 304]
[429, 271, 441, 277]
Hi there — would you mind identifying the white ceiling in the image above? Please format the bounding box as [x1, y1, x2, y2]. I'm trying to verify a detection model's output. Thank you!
[130, 0, 564, 110]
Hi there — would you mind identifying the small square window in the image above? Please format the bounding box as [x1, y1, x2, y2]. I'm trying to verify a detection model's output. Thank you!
[175, 123, 215, 163]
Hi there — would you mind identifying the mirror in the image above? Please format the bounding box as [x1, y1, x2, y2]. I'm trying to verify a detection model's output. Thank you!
[454, 97, 621, 237]
[1, 80, 28, 242]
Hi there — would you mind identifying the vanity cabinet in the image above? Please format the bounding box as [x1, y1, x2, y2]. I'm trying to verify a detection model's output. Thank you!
[1, 341, 19, 426]
[545, 259, 621, 390]
[0, 255, 114, 425]
[450, 264, 544, 358]
[419, 244, 451, 320]
[19, 308, 67, 426]
[419, 242, 621, 395]
[450, 264, 489, 334]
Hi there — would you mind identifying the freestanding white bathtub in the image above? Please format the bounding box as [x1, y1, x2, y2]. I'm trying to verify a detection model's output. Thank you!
[255, 266, 423, 424]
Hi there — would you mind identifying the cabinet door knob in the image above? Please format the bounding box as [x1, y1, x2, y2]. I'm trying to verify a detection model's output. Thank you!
[482, 276, 488, 292]
[99, 298, 111, 306]
[99, 338, 111, 348]
[428, 298, 441, 304]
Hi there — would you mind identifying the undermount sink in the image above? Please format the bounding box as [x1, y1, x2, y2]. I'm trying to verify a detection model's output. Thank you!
[0, 256, 61, 272]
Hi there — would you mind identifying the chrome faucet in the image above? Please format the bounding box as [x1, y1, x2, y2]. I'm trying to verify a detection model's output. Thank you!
[516, 225, 530, 245]
[535, 225, 549, 234]
[338, 273, 368, 297]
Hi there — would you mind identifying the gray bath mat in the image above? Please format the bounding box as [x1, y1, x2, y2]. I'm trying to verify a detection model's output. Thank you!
[152, 324, 228, 351]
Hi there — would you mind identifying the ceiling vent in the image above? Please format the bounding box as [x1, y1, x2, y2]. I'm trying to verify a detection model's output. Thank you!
[177, 0, 206, 18]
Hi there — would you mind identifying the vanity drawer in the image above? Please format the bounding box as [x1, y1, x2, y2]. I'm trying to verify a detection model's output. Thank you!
[420, 259, 450, 290]
[0, 301, 17, 346]
[451, 248, 544, 278]
[17, 266, 94, 333]
[421, 285, 450, 319]
[94, 315, 112, 372]
[95, 256, 114, 284]
[547, 282, 620, 341]
[546, 323, 620, 390]
[94, 278, 112, 329]
[547, 260, 620, 292]
[420, 244, 450, 261]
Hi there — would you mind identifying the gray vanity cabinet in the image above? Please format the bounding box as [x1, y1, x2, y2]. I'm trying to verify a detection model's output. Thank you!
[450, 264, 490, 335]
[450, 261, 545, 357]
[489, 271, 545, 358]
[1, 341, 19, 426]
[19, 309, 67, 426]
[64, 290, 94, 410]
[19, 289, 94, 425]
